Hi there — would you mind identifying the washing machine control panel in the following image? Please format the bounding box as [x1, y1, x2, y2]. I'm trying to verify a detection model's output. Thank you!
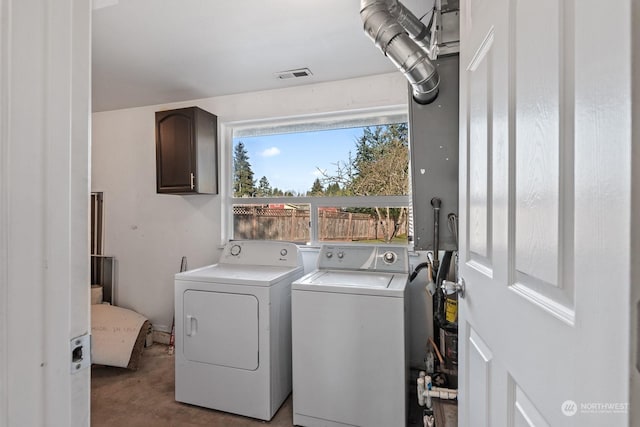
[318, 245, 408, 273]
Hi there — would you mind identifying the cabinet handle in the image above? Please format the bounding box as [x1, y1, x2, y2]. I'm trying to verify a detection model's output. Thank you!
[190, 172, 195, 190]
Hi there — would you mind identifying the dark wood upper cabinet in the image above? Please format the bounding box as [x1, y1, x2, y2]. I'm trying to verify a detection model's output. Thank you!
[155, 106, 218, 194]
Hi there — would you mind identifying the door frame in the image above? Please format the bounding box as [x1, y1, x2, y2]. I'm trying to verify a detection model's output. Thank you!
[631, 0, 640, 420]
[0, 0, 91, 425]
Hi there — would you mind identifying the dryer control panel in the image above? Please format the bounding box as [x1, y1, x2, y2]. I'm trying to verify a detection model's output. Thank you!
[220, 240, 302, 268]
[317, 245, 409, 273]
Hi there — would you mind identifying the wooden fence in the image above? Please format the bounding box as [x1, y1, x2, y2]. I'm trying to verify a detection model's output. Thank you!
[233, 206, 406, 242]
[233, 207, 310, 242]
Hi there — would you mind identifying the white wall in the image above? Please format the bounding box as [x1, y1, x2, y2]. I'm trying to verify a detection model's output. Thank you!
[92, 72, 413, 334]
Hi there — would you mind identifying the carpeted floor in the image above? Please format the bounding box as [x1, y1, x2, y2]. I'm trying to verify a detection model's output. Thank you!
[91, 343, 457, 426]
[91, 344, 293, 426]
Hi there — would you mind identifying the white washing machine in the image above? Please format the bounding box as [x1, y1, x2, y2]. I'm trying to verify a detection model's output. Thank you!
[174, 240, 304, 421]
[291, 245, 409, 427]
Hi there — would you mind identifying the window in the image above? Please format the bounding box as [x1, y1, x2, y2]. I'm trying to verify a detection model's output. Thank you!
[229, 109, 411, 245]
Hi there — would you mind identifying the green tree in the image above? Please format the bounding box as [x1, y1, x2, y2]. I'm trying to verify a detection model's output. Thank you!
[233, 141, 255, 197]
[352, 124, 409, 241]
[318, 124, 409, 242]
[308, 178, 324, 196]
[256, 176, 272, 197]
[352, 123, 409, 196]
[325, 182, 342, 196]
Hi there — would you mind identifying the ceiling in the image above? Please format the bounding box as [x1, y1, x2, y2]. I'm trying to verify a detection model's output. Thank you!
[91, 0, 431, 112]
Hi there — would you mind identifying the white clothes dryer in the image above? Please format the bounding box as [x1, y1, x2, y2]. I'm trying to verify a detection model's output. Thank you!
[291, 245, 409, 427]
[174, 240, 304, 421]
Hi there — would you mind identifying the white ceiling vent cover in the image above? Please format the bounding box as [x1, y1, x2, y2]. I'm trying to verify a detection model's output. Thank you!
[274, 68, 313, 80]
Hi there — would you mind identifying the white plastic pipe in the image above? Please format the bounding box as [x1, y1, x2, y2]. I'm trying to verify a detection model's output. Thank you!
[417, 372, 458, 408]
[424, 386, 458, 400]
[417, 377, 426, 406]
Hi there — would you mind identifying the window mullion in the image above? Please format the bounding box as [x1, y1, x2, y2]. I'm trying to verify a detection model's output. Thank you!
[309, 198, 319, 244]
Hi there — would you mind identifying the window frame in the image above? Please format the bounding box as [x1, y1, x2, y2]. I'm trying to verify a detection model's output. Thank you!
[222, 106, 412, 247]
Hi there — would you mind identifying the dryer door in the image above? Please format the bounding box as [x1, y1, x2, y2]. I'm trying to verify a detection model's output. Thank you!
[183, 290, 259, 370]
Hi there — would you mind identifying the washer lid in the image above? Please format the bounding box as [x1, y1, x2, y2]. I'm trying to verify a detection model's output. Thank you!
[176, 264, 303, 286]
[293, 269, 408, 297]
[304, 270, 393, 288]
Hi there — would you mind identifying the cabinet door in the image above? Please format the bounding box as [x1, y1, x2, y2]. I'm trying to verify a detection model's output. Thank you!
[156, 108, 196, 193]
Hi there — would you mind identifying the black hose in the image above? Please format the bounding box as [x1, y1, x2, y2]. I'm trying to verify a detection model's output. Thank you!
[433, 250, 453, 327]
[409, 261, 430, 282]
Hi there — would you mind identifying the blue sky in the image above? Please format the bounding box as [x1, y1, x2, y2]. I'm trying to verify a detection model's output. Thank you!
[233, 127, 365, 194]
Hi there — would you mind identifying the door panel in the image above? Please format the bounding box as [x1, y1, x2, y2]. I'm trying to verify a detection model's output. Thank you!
[512, 0, 576, 319]
[512, 385, 549, 427]
[466, 328, 493, 427]
[466, 28, 494, 274]
[183, 290, 259, 370]
[513, 0, 562, 288]
[156, 110, 195, 190]
[459, 0, 631, 426]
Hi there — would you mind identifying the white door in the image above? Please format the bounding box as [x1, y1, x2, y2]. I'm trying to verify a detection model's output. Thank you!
[458, 0, 634, 426]
[0, 0, 91, 426]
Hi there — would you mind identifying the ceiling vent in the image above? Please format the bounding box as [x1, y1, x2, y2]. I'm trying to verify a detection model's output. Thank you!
[274, 68, 313, 80]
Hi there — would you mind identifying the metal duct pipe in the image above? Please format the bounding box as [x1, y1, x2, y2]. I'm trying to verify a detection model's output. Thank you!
[360, 0, 440, 104]
[387, 0, 433, 52]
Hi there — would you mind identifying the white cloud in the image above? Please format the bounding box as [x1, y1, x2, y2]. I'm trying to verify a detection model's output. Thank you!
[312, 169, 326, 177]
[261, 147, 280, 157]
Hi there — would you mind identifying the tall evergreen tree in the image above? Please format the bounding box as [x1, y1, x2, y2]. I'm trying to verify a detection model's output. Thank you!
[233, 141, 255, 197]
[256, 176, 272, 197]
[325, 182, 342, 196]
[308, 178, 324, 196]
